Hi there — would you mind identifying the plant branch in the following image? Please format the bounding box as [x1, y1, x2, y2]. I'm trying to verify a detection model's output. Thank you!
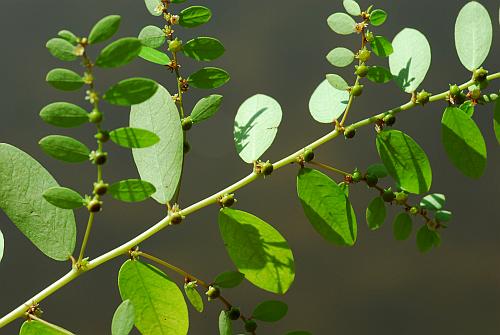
[0, 72, 498, 329]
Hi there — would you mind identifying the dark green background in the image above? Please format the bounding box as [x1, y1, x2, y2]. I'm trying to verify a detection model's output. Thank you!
[1, 0, 499, 334]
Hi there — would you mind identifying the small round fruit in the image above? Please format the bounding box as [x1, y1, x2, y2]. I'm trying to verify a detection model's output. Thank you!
[382, 188, 396, 202]
[344, 127, 356, 139]
[357, 48, 371, 62]
[181, 117, 193, 131]
[262, 162, 274, 176]
[220, 194, 236, 208]
[92, 152, 107, 165]
[88, 109, 103, 123]
[395, 191, 408, 204]
[409, 206, 419, 215]
[228, 307, 241, 320]
[168, 38, 183, 52]
[365, 173, 378, 187]
[87, 199, 102, 213]
[473, 68, 488, 82]
[95, 131, 110, 143]
[416, 90, 431, 105]
[303, 148, 315, 162]
[245, 320, 258, 332]
[205, 286, 220, 300]
[350, 85, 364, 97]
[352, 170, 362, 183]
[449, 84, 461, 97]
[355, 65, 369, 77]
[170, 212, 183, 225]
[383, 114, 396, 126]
[93, 181, 109, 196]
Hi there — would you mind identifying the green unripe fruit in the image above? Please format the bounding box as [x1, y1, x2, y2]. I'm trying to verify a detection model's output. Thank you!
[95, 131, 110, 143]
[245, 320, 258, 332]
[473, 68, 488, 82]
[168, 38, 183, 53]
[344, 127, 356, 139]
[350, 85, 364, 97]
[470, 88, 481, 100]
[365, 31, 375, 43]
[92, 152, 108, 165]
[181, 117, 193, 131]
[87, 199, 102, 213]
[416, 90, 431, 105]
[220, 194, 236, 208]
[262, 162, 274, 176]
[228, 307, 241, 320]
[352, 170, 362, 183]
[205, 286, 220, 300]
[365, 173, 378, 187]
[382, 188, 396, 202]
[93, 181, 109, 196]
[409, 206, 419, 215]
[355, 65, 369, 77]
[303, 148, 315, 162]
[449, 84, 461, 97]
[183, 141, 191, 154]
[383, 114, 396, 126]
[88, 109, 103, 123]
[357, 48, 371, 62]
[395, 191, 408, 204]
[170, 212, 183, 225]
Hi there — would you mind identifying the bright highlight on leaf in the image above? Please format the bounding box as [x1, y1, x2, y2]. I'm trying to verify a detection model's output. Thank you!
[184, 282, 204, 313]
[109, 127, 160, 149]
[326, 47, 355, 67]
[455, 1, 493, 71]
[0, 229, 4, 263]
[252, 300, 288, 322]
[46, 38, 77, 61]
[420, 193, 445, 211]
[139, 46, 171, 65]
[39, 135, 91, 163]
[309, 79, 349, 123]
[343, 0, 361, 16]
[40, 102, 89, 128]
[234, 94, 282, 163]
[111, 300, 135, 335]
[0, 143, 76, 261]
[326, 74, 349, 90]
[46, 68, 84, 91]
[143, 0, 163, 16]
[138, 25, 166, 49]
[179, 6, 212, 28]
[218, 208, 295, 294]
[109, 179, 156, 203]
[104, 78, 159, 106]
[327, 13, 357, 35]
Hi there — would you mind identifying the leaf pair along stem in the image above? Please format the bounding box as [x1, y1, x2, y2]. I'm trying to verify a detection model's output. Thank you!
[0, 72, 499, 329]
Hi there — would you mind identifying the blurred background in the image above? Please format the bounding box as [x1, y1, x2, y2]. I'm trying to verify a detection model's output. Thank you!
[1, 0, 499, 334]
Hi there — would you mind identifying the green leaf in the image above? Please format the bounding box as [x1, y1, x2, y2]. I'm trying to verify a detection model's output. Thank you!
[118, 260, 189, 335]
[0, 144, 76, 261]
[188, 67, 230, 89]
[58, 30, 78, 45]
[370, 9, 388, 26]
[494, 100, 500, 144]
[182, 37, 225, 61]
[389, 28, 431, 93]
[455, 1, 492, 71]
[179, 6, 212, 28]
[0, 229, 4, 263]
[184, 282, 204, 313]
[366, 197, 386, 231]
[131, 85, 183, 204]
[191, 95, 223, 124]
[43, 187, 84, 209]
[104, 78, 159, 106]
[234, 94, 282, 163]
[111, 300, 135, 335]
[343, 0, 361, 16]
[435, 210, 452, 222]
[39, 135, 90, 163]
[214, 271, 245, 289]
[367, 66, 392, 84]
[441, 107, 487, 179]
[46, 38, 77, 61]
[88, 15, 121, 44]
[459, 100, 474, 117]
[416, 225, 439, 253]
[109, 179, 156, 203]
[326, 74, 349, 90]
[110, 127, 160, 149]
[326, 47, 355, 67]
[371, 36, 393, 57]
[96, 38, 142, 68]
[309, 79, 349, 123]
[20, 320, 74, 335]
[339, 181, 349, 196]
[138, 25, 166, 49]
[139, 46, 171, 65]
[218, 208, 295, 294]
[143, 0, 162, 16]
[252, 301, 288, 322]
[420, 193, 445, 211]
[393, 213, 412, 241]
[366, 163, 388, 178]
[219, 311, 232, 335]
[376, 130, 432, 194]
[46, 68, 84, 91]
[296, 168, 357, 246]
[327, 13, 356, 35]
[40, 102, 89, 128]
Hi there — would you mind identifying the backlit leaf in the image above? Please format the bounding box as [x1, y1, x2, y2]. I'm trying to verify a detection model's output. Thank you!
[370, 9, 387, 26]
[366, 196, 386, 230]
[39, 135, 90, 163]
[109, 179, 156, 203]
[371, 36, 393, 57]
[327, 13, 356, 35]
[326, 74, 349, 90]
[88, 15, 121, 44]
[367, 66, 392, 84]
[138, 25, 166, 49]
[0, 144, 76, 260]
[179, 6, 212, 28]
[104, 78, 159, 106]
[20, 320, 74, 335]
[252, 301, 288, 322]
[46, 38, 77, 61]
[96, 38, 142, 68]
[183, 37, 225, 61]
[110, 127, 160, 148]
[343, 0, 361, 16]
[184, 282, 204, 313]
[43, 187, 84, 209]
[191, 95, 223, 124]
[326, 47, 355, 67]
[494, 100, 500, 144]
[218, 208, 295, 294]
[435, 210, 452, 222]
[188, 67, 230, 89]
[139, 46, 171, 65]
[309, 79, 349, 123]
[144, 0, 162, 16]
[39, 102, 89, 128]
[111, 300, 135, 335]
[459, 100, 474, 117]
[46, 68, 84, 91]
[393, 213, 412, 241]
[219, 311, 232, 335]
[58, 30, 78, 45]
[420, 193, 445, 211]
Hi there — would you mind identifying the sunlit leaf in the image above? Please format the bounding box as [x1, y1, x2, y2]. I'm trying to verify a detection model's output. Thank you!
[43, 187, 84, 209]
[459, 100, 474, 117]
[46, 38, 77, 61]
[327, 13, 356, 35]
[104, 78, 159, 106]
[139, 46, 171, 65]
[96, 38, 142, 68]
[188, 67, 230, 89]
[184, 282, 204, 313]
[111, 300, 135, 335]
[326, 47, 355, 67]
[39, 102, 89, 128]
[0, 229, 4, 263]
[143, 0, 162, 16]
[179, 6, 212, 28]
[371, 36, 393, 57]
[370, 9, 387, 26]
[252, 301, 288, 322]
[420, 193, 445, 211]
[367, 66, 392, 84]
[366, 196, 386, 231]
[20, 320, 74, 335]
[309, 79, 349, 123]
[110, 127, 160, 149]
[108, 179, 156, 203]
[39, 135, 90, 163]
[326, 74, 349, 90]
[190, 95, 223, 124]
[343, 0, 361, 16]
[46, 68, 84, 91]
[88, 15, 121, 44]
[182, 37, 225, 61]
[138, 25, 166, 49]
[58, 30, 78, 45]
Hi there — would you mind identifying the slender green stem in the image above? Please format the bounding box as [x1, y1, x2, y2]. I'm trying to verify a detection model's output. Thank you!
[0, 73, 498, 329]
[77, 213, 95, 264]
[309, 161, 350, 177]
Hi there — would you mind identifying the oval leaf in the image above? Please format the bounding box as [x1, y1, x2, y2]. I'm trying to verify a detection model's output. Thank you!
[111, 300, 135, 335]
[367, 66, 392, 84]
[309, 79, 349, 123]
[297, 168, 357, 246]
[327, 13, 357, 35]
[218, 208, 295, 294]
[46, 68, 84, 91]
[252, 300, 288, 322]
[109, 179, 156, 203]
[441, 107, 487, 179]
[326, 47, 355, 67]
[435, 210, 452, 222]
[131, 85, 183, 204]
[234, 94, 282, 163]
[110, 127, 160, 149]
[40, 102, 89, 128]
[219, 311, 232, 335]
[46, 38, 77, 61]
[455, 1, 493, 71]
[494, 100, 500, 144]
[420, 193, 445, 211]
[371, 36, 393, 57]
[184, 282, 204, 313]
[139, 25, 166, 49]
[389, 28, 431, 93]
[343, 0, 361, 16]
[0, 144, 76, 261]
[104, 78, 159, 106]
[96, 38, 142, 68]
[20, 320, 74, 335]
[416, 225, 440, 253]
[0, 229, 4, 263]
[191, 94, 223, 124]
[370, 9, 388, 26]
[39, 135, 90, 163]
[139, 46, 171, 65]
[366, 163, 388, 178]
[143, 0, 162, 16]
[183, 37, 225, 61]
[187, 67, 230, 89]
[214, 271, 245, 289]
[393, 213, 412, 241]
[179, 6, 212, 28]
[366, 196, 386, 231]
[326, 74, 349, 90]
[58, 30, 78, 45]
[376, 130, 432, 194]
[118, 260, 189, 335]
[89, 15, 121, 44]
[43, 187, 84, 209]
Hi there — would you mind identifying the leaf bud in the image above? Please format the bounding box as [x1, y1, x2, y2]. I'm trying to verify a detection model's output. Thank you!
[168, 38, 183, 53]
[228, 306, 241, 320]
[344, 127, 356, 139]
[181, 117, 193, 131]
[205, 285, 220, 300]
[352, 169, 362, 183]
[409, 206, 419, 215]
[449, 84, 461, 97]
